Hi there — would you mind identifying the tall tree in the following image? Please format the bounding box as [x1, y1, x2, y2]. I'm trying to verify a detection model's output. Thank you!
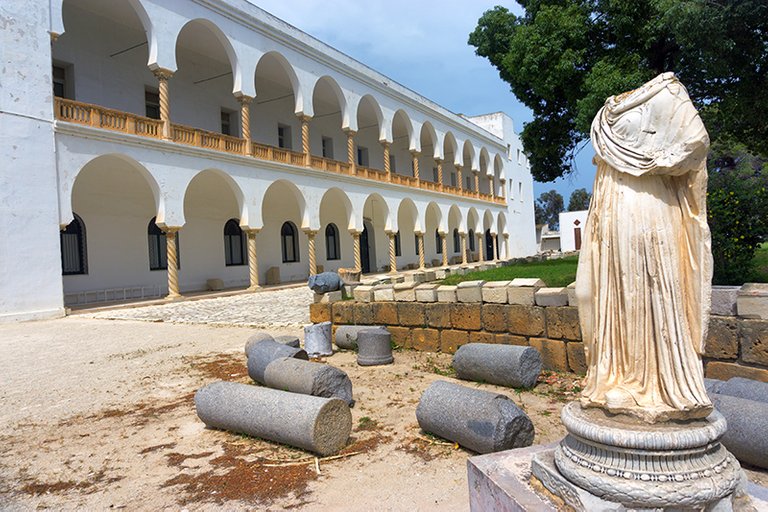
[534, 190, 564, 229]
[469, 1, 768, 182]
[567, 188, 591, 211]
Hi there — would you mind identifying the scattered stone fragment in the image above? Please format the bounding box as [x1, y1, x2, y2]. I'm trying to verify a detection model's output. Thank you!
[307, 272, 342, 294]
[716, 377, 768, 405]
[534, 287, 568, 306]
[416, 380, 534, 454]
[452, 343, 542, 389]
[246, 339, 308, 384]
[335, 325, 387, 350]
[304, 321, 333, 357]
[357, 328, 394, 366]
[244, 331, 274, 356]
[264, 357, 355, 406]
[456, 281, 485, 303]
[710, 393, 768, 469]
[274, 335, 300, 348]
[195, 381, 352, 456]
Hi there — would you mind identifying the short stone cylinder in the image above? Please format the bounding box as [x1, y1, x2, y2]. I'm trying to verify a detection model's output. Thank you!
[304, 321, 333, 357]
[452, 343, 542, 389]
[716, 377, 768, 405]
[246, 339, 308, 384]
[195, 381, 352, 456]
[335, 325, 387, 350]
[711, 393, 768, 469]
[274, 335, 301, 348]
[416, 380, 534, 454]
[244, 331, 274, 356]
[264, 357, 355, 406]
[357, 328, 394, 366]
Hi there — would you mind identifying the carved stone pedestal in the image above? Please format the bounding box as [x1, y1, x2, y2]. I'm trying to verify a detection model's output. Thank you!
[533, 402, 751, 511]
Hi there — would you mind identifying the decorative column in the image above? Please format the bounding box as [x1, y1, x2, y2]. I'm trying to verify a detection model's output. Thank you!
[152, 68, 174, 140]
[478, 233, 485, 261]
[388, 232, 397, 273]
[473, 171, 481, 197]
[299, 115, 312, 166]
[351, 230, 362, 271]
[440, 233, 448, 266]
[461, 233, 468, 265]
[417, 232, 425, 269]
[504, 234, 510, 260]
[411, 151, 420, 181]
[237, 95, 253, 156]
[492, 234, 499, 261]
[345, 129, 356, 169]
[382, 141, 391, 181]
[164, 227, 181, 299]
[246, 228, 260, 290]
[436, 158, 444, 186]
[500, 178, 507, 200]
[305, 229, 318, 275]
[457, 165, 464, 191]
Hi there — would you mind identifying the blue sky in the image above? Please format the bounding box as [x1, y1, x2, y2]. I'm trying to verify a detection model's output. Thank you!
[248, 0, 596, 203]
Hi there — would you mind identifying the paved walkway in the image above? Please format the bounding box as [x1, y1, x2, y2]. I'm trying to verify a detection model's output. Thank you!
[81, 285, 313, 328]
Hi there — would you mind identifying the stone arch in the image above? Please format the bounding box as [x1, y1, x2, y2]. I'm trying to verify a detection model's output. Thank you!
[483, 209, 495, 233]
[392, 110, 415, 149]
[467, 207, 480, 234]
[319, 187, 356, 232]
[260, 179, 308, 230]
[254, 51, 303, 115]
[182, 169, 246, 225]
[419, 122, 439, 159]
[497, 211, 508, 236]
[397, 198, 421, 233]
[174, 19, 242, 96]
[356, 94, 385, 142]
[312, 76, 349, 130]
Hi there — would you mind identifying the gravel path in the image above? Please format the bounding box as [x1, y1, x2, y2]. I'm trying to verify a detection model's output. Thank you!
[81, 286, 313, 328]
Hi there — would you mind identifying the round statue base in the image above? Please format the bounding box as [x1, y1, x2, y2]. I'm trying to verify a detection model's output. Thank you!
[553, 402, 742, 509]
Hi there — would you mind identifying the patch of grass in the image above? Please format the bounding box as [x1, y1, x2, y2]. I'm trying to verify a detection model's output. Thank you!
[356, 416, 379, 431]
[750, 243, 768, 283]
[441, 255, 578, 287]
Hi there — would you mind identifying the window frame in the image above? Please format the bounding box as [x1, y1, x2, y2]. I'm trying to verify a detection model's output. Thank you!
[394, 230, 402, 257]
[60, 213, 88, 275]
[281, 221, 300, 263]
[435, 230, 442, 254]
[224, 219, 247, 266]
[148, 217, 179, 271]
[325, 223, 341, 261]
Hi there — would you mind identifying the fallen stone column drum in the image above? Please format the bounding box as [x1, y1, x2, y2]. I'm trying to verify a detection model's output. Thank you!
[304, 321, 333, 357]
[416, 380, 534, 454]
[246, 339, 308, 384]
[264, 357, 355, 406]
[335, 325, 387, 350]
[715, 377, 768, 405]
[452, 343, 542, 389]
[357, 328, 394, 366]
[244, 331, 275, 356]
[711, 393, 768, 470]
[274, 335, 301, 348]
[195, 381, 352, 456]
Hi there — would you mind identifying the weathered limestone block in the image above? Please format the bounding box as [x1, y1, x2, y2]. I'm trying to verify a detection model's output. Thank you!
[482, 304, 508, 333]
[566, 342, 587, 374]
[566, 281, 577, 307]
[706, 361, 768, 383]
[352, 303, 373, 324]
[715, 376, 768, 405]
[352, 285, 375, 302]
[451, 303, 481, 331]
[426, 303, 452, 329]
[334, 325, 386, 350]
[309, 303, 331, 324]
[341, 284, 357, 300]
[313, 290, 342, 304]
[411, 328, 440, 352]
[440, 329, 469, 354]
[423, 270, 437, 282]
[508, 278, 544, 306]
[510, 278, 545, 288]
[534, 287, 568, 307]
[414, 284, 439, 302]
[711, 393, 768, 469]
[387, 326, 411, 348]
[393, 282, 416, 302]
[304, 321, 333, 357]
[529, 338, 568, 372]
[331, 301, 354, 324]
[457, 281, 485, 303]
[711, 285, 740, 316]
[307, 272, 342, 294]
[740, 319, 768, 366]
[264, 357, 355, 406]
[452, 343, 542, 389]
[373, 285, 395, 302]
[737, 283, 768, 319]
[397, 302, 425, 327]
[470, 331, 496, 344]
[436, 285, 457, 303]
[704, 317, 739, 360]
[508, 305, 546, 337]
[404, 272, 426, 284]
[372, 302, 398, 325]
[482, 281, 511, 304]
[434, 269, 448, 280]
[266, 266, 281, 285]
[416, 380, 534, 454]
[274, 335, 300, 348]
[246, 339, 309, 384]
[546, 307, 581, 341]
[357, 328, 394, 365]
[495, 334, 528, 347]
[195, 381, 352, 456]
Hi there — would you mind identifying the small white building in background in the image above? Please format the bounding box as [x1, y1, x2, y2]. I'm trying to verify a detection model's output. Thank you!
[559, 210, 589, 252]
[0, 0, 538, 322]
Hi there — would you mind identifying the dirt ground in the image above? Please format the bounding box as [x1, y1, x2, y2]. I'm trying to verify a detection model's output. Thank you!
[0, 317, 765, 511]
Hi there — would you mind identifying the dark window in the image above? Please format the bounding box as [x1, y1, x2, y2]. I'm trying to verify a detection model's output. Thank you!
[148, 217, 179, 270]
[389, 154, 396, 173]
[453, 229, 460, 253]
[61, 213, 87, 275]
[145, 89, 160, 119]
[432, 167, 439, 182]
[466, 175, 472, 190]
[322, 137, 334, 159]
[415, 234, 420, 256]
[469, 229, 476, 252]
[394, 231, 401, 257]
[221, 110, 232, 136]
[224, 219, 246, 266]
[357, 147, 369, 166]
[325, 223, 340, 260]
[281, 221, 299, 263]
[278, 124, 292, 149]
[53, 65, 68, 99]
[435, 230, 442, 254]
[450, 172, 456, 187]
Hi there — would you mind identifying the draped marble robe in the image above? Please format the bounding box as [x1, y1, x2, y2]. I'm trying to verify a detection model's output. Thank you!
[576, 72, 713, 423]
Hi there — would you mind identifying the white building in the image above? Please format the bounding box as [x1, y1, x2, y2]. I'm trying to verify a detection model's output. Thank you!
[559, 210, 588, 252]
[0, 0, 537, 322]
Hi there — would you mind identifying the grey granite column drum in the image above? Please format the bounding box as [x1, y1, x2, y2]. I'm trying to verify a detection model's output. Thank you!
[195, 381, 352, 456]
[715, 377, 768, 405]
[264, 357, 355, 406]
[356, 328, 394, 366]
[274, 335, 301, 348]
[553, 401, 742, 509]
[304, 321, 333, 357]
[711, 393, 768, 469]
[335, 325, 387, 350]
[307, 272, 342, 293]
[244, 331, 275, 356]
[452, 343, 542, 389]
[246, 339, 308, 384]
[415, 380, 534, 454]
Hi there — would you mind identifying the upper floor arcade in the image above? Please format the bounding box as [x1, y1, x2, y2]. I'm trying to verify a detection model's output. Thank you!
[47, 0, 532, 206]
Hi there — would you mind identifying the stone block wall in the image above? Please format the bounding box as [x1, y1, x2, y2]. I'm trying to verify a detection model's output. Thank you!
[310, 281, 768, 381]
